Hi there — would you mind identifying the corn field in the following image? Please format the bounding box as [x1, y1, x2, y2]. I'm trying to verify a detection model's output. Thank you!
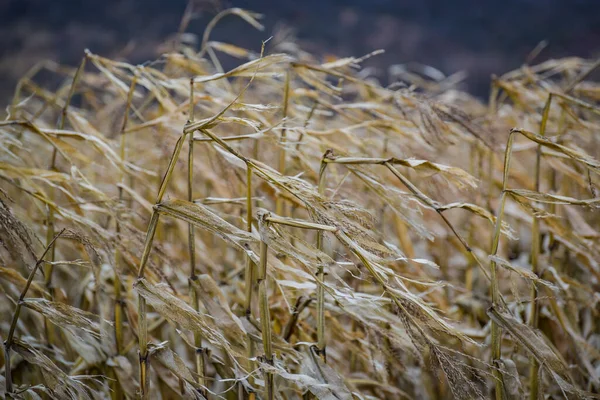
[1, 8, 600, 400]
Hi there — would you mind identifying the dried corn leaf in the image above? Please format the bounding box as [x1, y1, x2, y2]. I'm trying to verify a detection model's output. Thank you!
[156, 199, 258, 250]
[507, 188, 600, 206]
[22, 298, 105, 337]
[150, 342, 206, 397]
[488, 255, 557, 290]
[191, 274, 247, 346]
[134, 278, 244, 356]
[0, 266, 45, 296]
[438, 202, 517, 239]
[12, 339, 96, 400]
[487, 307, 571, 381]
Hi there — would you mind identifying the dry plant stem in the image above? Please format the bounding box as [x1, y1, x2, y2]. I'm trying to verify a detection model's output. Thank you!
[192, 121, 265, 392]
[465, 144, 479, 291]
[490, 193, 508, 400]
[244, 172, 257, 388]
[316, 153, 328, 362]
[486, 150, 495, 212]
[486, 78, 497, 212]
[114, 70, 138, 359]
[41, 55, 86, 350]
[199, 8, 261, 58]
[294, 101, 317, 152]
[244, 164, 258, 393]
[565, 58, 600, 93]
[258, 217, 274, 400]
[4, 229, 65, 395]
[276, 70, 291, 216]
[550, 91, 600, 116]
[187, 78, 206, 392]
[110, 67, 138, 400]
[10, 60, 54, 111]
[138, 293, 149, 399]
[136, 132, 188, 399]
[244, 165, 255, 316]
[528, 93, 552, 400]
[255, 214, 338, 395]
[489, 130, 516, 400]
[46, 55, 87, 278]
[282, 296, 312, 341]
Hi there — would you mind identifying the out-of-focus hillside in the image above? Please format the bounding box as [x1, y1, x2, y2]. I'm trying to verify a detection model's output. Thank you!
[1, 0, 599, 101]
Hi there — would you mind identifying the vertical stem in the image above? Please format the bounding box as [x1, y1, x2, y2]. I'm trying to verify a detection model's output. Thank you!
[187, 78, 206, 394]
[4, 229, 64, 395]
[528, 93, 552, 399]
[136, 124, 185, 397]
[486, 78, 498, 212]
[465, 143, 479, 291]
[43, 55, 87, 347]
[276, 70, 291, 216]
[189, 284, 206, 390]
[188, 79, 196, 282]
[258, 216, 273, 400]
[114, 70, 138, 366]
[486, 149, 495, 212]
[113, 72, 134, 387]
[315, 151, 329, 362]
[138, 296, 148, 400]
[244, 165, 255, 315]
[490, 192, 508, 400]
[244, 164, 257, 394]
[46, 56, 87, 277]
[136, 210, 161, 399]
[490, 130, 516, 400]
[188, 80, 205, 389]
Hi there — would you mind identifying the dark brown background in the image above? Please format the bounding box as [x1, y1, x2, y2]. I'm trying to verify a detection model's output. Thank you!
[1, 0, 599, 100]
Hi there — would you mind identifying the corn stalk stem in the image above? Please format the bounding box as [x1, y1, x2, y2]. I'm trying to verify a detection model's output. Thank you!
[136, 130, 187, 398]
[315, 152, 328, 361]
[275, 70, 291, 216]
[138, 296, 148, 400]
[45, 55, 87, 286]
[4, 229, 64, 395]
[114, 70, 138, 362]
[528, 93, 552, 399]
[465, 144, 479, 291]
[258, 216, 273, 400]
[43, 56, 86, 349]
[260, 202, 336, 366]
[243, 164, 258, 393]
[136, 210, 160, 399]
[489, 130, 516, 400]
[187, 78, 206, 392]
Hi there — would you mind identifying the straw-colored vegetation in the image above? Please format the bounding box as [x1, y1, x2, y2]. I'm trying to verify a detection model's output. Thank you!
[1, 7, 600, 400]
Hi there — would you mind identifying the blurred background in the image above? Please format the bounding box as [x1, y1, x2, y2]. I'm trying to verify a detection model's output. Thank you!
[1, 0, 599, 101]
